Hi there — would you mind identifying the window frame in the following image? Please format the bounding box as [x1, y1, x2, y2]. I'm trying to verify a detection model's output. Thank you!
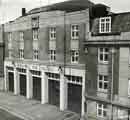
[33, 29, 39, 41]
[97, 103, 107, 118]
[71, 50, 79, 64]
[98, 47, 109, 63]
[71, 24, 79, 40]
[99, 17, 111, 33]
[19, 49, 24, 59]
[49, 49, 56, 62]
[98, 74, 109, 92]
[49, 27, 56, 40]
[19, 31, 24, 42]
[128, 79, 130, 97]
[33, 49, 39, 60]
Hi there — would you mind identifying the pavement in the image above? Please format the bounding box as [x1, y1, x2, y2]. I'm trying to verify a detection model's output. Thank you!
[0, 91, 80, 120]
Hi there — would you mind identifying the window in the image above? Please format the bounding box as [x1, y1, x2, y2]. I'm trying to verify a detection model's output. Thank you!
[19, 49, 24, 59]
[47, 72, 60, 81]
[71, 50, 79, 63]
[118, 108, 128, 119]
[71, 25, 79, 39]
[32, 17, 39, 28]
[8, 33, 12, 58]
[97, 103, 107, 118]
[8, 32, 12, 42]
[20, 32, 24, 41]
[49, 50, 56, 62]
[98, 74, 108, 92]
[65, 75, 82, 84]
[98, 48, 109, 63]
[33, 29, 39, 41]
[128, 80, 130, 96]
[8, 50, 12, 58]
[49, 27, 56, 40]
[33, 49, 39, 60]
[8, 32, 12, 49]
[99, 17, 111, 33]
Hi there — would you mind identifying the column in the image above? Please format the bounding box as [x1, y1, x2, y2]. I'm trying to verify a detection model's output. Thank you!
[60, 72, 68, 111]
[4, 65, 8, 91]
[41, 70, 48, 104]
[14, 67, 20, 95]
[81, 76, 85, 116]
[26, 67, 33, 99]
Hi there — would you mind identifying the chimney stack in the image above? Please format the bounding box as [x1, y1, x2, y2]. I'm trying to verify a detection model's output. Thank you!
[22, 8, 26, 16]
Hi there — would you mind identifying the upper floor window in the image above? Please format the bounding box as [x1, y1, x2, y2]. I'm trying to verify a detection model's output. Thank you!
[8, 50, 12, 59]
[8, 33, 12, 49]
[20, 32, 24, 41]
[128, 80, 130, 97]
[33, 29, 39, 41]
[32, 17, 39, 28]
[98, 74, 108, 92]
[49, 27, 56, 40]
[19, 49, 24, 59]
[49, 50, 56, 62]
[33, 49, 39, 60]
[97, 103, 107, 118]
[71, 25, 79, 39]
[71, 50, 79, 63]
[98, 48, 109, 63]
[99, 17, 111, 33]
[8, 32, 12, 42]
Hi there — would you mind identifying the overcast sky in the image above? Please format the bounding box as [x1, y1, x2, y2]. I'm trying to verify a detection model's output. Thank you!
[0, 0, 130, 24]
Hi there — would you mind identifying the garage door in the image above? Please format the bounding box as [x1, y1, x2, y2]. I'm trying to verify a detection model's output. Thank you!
[8, 72, 14, 92]
[49, 80, 60, 107]
[68, 83, 82, 114]
[20, 74, 26, 96]
[33, 76, 41, 101]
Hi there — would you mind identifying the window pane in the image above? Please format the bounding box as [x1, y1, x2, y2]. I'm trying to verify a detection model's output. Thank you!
[104, 83, 108, 89]
[103, 111, 107, 117]
[99, 75, 103, 80]
[98, 109, 102, 116]
[100, 54, 103, 61]
[104, 76, 108, 81]
[104, 54, 108, 61]
[99, 82, 103, 88]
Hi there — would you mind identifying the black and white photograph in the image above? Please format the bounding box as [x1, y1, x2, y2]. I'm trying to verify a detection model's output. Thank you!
[0, 0, 130, 119]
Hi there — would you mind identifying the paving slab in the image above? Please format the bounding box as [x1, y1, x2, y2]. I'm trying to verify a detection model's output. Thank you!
[0, 91, 80, 120]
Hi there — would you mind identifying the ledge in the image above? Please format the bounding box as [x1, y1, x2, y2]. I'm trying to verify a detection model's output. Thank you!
[84, 40, 130, 47]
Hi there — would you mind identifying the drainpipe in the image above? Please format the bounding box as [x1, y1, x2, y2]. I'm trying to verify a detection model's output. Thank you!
[111, 48, 115, 120]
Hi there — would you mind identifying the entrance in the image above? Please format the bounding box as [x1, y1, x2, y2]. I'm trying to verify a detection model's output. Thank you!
[33, 76, 41, 101]
[8, 72, 14, 92]
[68, 83, 82, 114]
[49, 80, 60, 107]
[20, 74, 26, 96]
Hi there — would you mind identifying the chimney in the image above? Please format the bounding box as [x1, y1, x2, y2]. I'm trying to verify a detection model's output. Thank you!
[22, 8, 26, 16]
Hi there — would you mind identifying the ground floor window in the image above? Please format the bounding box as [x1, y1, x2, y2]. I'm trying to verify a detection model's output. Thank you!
[118, 108, 129, 119]
[97, 103, 107, 118]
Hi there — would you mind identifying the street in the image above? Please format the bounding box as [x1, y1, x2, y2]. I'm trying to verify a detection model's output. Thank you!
[0, 109, 23, 120]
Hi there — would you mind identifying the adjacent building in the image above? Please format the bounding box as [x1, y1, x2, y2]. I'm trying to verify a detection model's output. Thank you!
[0, 24, 4, 90]
[84, 8, 130, 120]
[1, 0, 130, 119]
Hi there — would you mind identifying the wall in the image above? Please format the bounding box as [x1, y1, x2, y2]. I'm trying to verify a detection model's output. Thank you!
[4, 9, 90, 67]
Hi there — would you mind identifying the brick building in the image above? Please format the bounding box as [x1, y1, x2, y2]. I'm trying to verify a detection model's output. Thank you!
[2, 0, 130, 119]
[84, 6, 130, 120]
[3, 0, 94, 117]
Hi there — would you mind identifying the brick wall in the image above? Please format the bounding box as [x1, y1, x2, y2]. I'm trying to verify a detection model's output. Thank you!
[85, 47, 98, 95]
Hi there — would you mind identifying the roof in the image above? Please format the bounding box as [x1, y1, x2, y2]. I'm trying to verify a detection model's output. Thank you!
[28, 0, 94, 14]
[91, 12, 130, 35]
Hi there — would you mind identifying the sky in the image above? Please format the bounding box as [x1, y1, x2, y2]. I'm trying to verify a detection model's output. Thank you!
[0, 0, 130, 24]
